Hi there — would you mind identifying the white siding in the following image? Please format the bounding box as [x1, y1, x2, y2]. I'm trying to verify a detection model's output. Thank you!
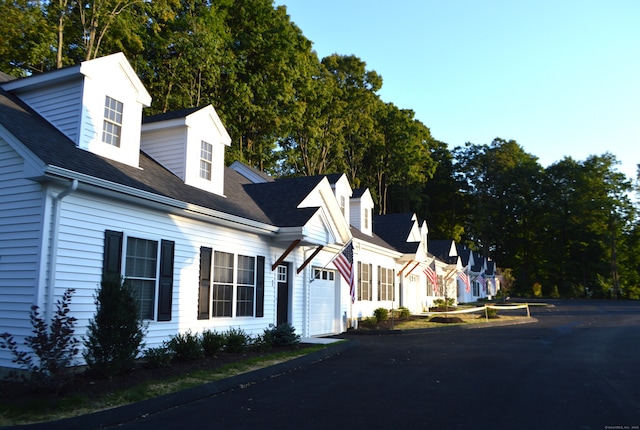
[14, 80, 83, 143]
[348, 243, 399, 321]
[140, 128, 187, 180]
[0, 139, 46, 368]
[50, 191, 285, 357]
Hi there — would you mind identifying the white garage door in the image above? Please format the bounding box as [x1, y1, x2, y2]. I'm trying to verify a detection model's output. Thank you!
[309, 268, 337, 336]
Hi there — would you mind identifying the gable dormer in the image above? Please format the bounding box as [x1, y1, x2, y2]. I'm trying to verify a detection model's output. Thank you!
[326, 173, 352, 225]
[141, 105, 231, 196]
[1, 52, 151, 168]
[350, 188, 374, 236]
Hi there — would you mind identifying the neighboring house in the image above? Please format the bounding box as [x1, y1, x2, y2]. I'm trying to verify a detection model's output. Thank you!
[0, 53, 352, 370]
[428, 239, 462, 307]
[347, 188, 402, 320]
[373, 213, 433, 314]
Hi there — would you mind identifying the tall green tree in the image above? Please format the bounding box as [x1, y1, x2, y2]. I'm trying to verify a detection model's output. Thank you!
[321, 54, 383, 187]
[541, 153, 635, 297]
[453, 138, 545, 292]
[369, 103, 436, 214]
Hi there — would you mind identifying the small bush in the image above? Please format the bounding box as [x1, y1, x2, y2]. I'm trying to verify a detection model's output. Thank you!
[83, 274, 146, 379]
[359, 316, 378, 329]
[395, 307, 411, 319]
[167, 330, 203, 361]
[262, 323, 300, 347]
[142, 345, 173, 368]
[485, 307, 499, 319]
[433, 298, 455, 308]
[201, 329, 225, 356]
[373, 308, 389, 323]
[0, 288, 79, 391]
[224, 327, 250, 353]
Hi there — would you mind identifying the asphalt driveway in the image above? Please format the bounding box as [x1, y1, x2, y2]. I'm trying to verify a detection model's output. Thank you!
[21, 300, 640, 430]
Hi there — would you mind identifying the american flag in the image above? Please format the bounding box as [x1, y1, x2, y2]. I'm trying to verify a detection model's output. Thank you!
[459, 271, 471, 293]
[334, 241, 355, 303]
[478, 273, 487, 293]
[424, 264, 438, 295]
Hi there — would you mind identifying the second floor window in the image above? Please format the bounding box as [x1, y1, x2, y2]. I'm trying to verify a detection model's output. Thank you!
[102, 96, 123, 147]
[200, 140, 213, 180]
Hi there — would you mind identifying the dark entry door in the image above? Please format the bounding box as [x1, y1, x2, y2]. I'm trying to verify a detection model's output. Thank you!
[277, 264, 289, 326]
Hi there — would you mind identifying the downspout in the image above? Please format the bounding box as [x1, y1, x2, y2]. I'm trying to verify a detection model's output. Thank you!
[45, 179, 78, 322]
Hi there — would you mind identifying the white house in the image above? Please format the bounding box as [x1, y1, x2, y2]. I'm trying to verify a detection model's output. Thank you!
[0, 53, 353, 370]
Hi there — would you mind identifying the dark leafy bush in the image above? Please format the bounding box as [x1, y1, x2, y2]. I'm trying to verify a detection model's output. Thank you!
[167, 330, 203, 361]
[0, 288, 79, 390]
[393, 307, 411, 319]
[224, 327, 250, 353]
[359, 316, 378, 329]
[201, 329, 225, 356]
[262, 323, 300, 347]
[83, 274, 146, 379]
[373, 308, 389, 323]
[142, 345, 173, 368]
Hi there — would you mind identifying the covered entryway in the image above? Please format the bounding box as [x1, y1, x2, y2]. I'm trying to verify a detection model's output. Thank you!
[309, 267, 338, 336]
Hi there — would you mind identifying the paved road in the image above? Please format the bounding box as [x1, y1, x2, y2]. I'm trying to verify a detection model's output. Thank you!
[45, 300, 640, 430]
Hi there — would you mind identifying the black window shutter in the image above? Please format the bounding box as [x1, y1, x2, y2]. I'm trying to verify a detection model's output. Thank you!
[157, 239, 175, 322]
[198, 247, 212, 319]
[256, 255, 265, 317]
[103, 230, 123, 275]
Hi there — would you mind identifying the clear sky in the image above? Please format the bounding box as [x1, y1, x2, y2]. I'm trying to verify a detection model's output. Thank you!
[277, 0, 639, 181]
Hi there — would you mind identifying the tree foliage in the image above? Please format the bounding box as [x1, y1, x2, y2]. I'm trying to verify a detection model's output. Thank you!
[1, 0, 639, 298]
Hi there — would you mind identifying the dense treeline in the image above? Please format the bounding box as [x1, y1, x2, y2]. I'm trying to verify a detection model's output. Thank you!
[1, 0, 638, 298]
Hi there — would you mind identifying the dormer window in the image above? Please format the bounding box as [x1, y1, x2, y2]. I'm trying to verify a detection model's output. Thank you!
[364, 208, 370, 229]
[200, 140, 213, 180]
[340, 196, 346, 215]
[102, 96, 123, 147]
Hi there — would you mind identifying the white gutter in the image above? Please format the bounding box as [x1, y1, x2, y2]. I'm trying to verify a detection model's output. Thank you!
[45, 178, 78, 322]
[42, 165, 279, 235]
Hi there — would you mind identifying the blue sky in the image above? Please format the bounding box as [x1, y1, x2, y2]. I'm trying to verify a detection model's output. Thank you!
[278, 0, 639, 181]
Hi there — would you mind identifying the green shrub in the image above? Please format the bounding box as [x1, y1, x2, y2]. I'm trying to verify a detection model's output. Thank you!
[433, 298, 455, 308]
[262, 323, 300, 347]
[0, 288, 79, 390]
[395, 306, 411, 319]
[359, 316, 378, 329]
[167, 330, 203, 361]
[485, 307, 498, 319]
[373, 308, 389, 323]
[224, 327, 250, 353]
[532, 283, 542, 297]
[142, 345, 173, 368]
[201, 329, 225, 356]
[83, 274, 146, 379]
[550, 285, 560, 298]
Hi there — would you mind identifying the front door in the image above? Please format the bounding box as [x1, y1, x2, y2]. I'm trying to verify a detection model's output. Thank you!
[277, 264, 290, 326]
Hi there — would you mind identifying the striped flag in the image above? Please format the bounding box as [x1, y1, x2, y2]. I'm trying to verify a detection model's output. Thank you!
[424, 264, 438, 295]
[478, 273, 487, 293]
[334, 241, 355, 303]
[458, 271, 471, 293]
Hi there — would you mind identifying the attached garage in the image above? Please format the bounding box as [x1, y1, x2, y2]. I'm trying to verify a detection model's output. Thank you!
[309, 268, 339, 336]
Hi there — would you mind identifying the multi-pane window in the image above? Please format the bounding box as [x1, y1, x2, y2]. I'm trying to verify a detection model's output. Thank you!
[212, 251, 233, 317]
[277, 265, 287, 283]
[125, 237, 158, 320]
[102, 96, 123, 147]
[378, 267, 394, 301]
[236, 255, 255, 317]
[473, 280, 480, 296]
[314, 268, 335, 281]
[339, 196, 346, 216]
[200, 140, 213, 180]
[357, 262, 372, 301]
[364, 208, 369, 229]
